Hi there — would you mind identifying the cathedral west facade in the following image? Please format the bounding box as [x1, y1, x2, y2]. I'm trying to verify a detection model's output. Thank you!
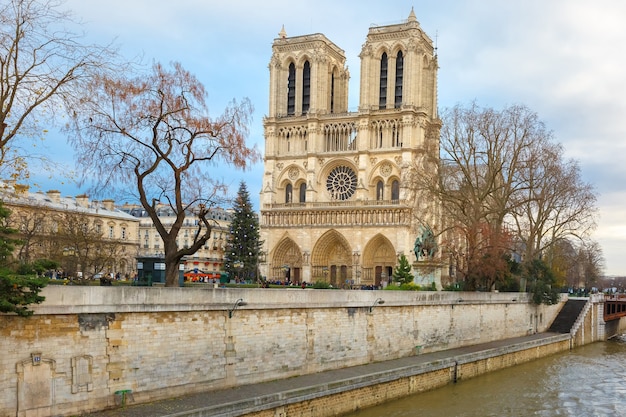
[259, 9, 442, 288]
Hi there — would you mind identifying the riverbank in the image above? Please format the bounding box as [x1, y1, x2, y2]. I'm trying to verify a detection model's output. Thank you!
[4, 288, 570, 416]
[84, 332, 570, 417]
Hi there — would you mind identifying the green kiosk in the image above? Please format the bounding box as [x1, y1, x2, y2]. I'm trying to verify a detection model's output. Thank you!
[135, 256, 184, 286]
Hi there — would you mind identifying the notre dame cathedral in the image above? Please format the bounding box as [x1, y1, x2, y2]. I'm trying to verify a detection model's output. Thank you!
[259, 9, 443, 288]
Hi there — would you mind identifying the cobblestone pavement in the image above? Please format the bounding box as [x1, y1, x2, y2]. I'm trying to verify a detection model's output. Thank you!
[83, 332, 564, 417]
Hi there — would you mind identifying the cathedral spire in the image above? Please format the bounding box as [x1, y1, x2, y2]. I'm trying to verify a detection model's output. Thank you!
[408, 7, 417, 23]
[278, 25, 287, 39]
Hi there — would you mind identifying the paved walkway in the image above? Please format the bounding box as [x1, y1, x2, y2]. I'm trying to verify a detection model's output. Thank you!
[84, 332, 567, 417]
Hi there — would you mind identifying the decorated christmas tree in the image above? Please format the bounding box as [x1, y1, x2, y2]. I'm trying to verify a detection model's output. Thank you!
[224, 181, 263, 283]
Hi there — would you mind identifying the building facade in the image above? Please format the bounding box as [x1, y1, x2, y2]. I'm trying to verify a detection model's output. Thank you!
[121, 203, 232, 282]
[0, 184, 139, 278]
[259, 9, 443, 287]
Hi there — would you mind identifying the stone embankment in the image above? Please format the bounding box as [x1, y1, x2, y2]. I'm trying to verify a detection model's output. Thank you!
[2, 287, 572, 416]
[83, 332, 570, 417]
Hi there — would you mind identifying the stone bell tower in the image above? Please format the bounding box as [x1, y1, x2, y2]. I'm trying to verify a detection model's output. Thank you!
[259, 9, 443, 288]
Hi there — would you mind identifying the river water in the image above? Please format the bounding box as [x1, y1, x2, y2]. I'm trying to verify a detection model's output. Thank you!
[344, 335, 626, 417]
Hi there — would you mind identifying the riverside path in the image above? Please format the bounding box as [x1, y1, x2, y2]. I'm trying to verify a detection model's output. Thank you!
[83, 332, 568, 417]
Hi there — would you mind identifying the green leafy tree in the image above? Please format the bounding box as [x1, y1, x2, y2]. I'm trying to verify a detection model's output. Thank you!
[0, 201, 47, 316]
[16, 258, 58, 276]
[525, 259, 560, 305]
[0, 272, 47, 316]
[224, 182, 263, 283]
[392, 254, 414, 285]
[0, 201, 19, 266]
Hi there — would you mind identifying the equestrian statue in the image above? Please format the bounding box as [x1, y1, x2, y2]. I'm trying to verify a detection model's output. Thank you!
[413, 225, 437, 261]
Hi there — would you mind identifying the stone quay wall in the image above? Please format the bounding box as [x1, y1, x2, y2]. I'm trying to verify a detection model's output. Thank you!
[1, 286, 564, 417]
[244, 335, 571, 417]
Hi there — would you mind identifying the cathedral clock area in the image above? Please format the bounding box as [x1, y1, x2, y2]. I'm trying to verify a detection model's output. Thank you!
[259, 8, 444, 289]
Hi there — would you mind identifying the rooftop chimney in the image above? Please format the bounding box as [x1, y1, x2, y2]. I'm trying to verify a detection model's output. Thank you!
[102, 199, 115, 211]
[46, 190, 61, 204]
[75, 194, 89, 208]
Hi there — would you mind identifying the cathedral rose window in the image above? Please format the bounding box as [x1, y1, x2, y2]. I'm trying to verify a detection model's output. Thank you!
[326, 165, 357, 200]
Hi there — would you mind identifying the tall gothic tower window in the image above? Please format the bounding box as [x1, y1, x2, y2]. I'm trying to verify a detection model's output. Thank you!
[287, 63, 296, 115]
[330, 73, 335, 113]
[379, 52, 388, 109]
[285, 183, 293, 203]
[302, 61, 311, 113]
[299, 183, 306, 203]
[394, 51, 404, 108]
[391, 180, 400, 201]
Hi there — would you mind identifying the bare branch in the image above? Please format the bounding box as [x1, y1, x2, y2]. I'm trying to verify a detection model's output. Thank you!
[69, 61, 260, 286]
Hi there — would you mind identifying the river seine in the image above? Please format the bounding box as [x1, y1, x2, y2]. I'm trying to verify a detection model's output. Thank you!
[344, 335, 626, 417]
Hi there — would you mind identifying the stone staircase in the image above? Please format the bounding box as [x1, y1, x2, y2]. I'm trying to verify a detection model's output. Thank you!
[549, 299, 588, 333]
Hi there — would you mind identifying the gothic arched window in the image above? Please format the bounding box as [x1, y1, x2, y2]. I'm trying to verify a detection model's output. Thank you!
[285, 183, 293, 203]
[379, 52, 388, 109]
[376, 181, 384, 201]
[330, 72, 335, 113]
[394, 51, 404, 108]
[299, 183, 306, 203]
[391, 180, 400, 202]
[287, 63, 296, 115]
[302, 61, 311, 113]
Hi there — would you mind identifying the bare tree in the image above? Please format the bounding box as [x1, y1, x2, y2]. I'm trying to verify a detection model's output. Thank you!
[410, 102, 598, 291]
[69, 62, 259, 286]
[512, 142, 597, 262]
[576, 240, 604, 289]
[7, 206, 48, 263]
[544, 238, 578, 288]
[0, 0, 116, 178]
[52, 211, 127, 279]
[422, 103, 549, 289]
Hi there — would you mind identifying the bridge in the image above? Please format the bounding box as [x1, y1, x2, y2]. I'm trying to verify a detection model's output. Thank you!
[604, 294, 626, 321]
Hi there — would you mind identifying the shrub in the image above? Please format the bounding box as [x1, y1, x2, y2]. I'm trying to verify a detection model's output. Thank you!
[385, 283, 421, 291]
[312, 280, 332, 289]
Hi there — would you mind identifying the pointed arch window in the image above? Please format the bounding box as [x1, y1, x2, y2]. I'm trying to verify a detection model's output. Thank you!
[394, 51, 404, 108]
[379, 52, 388, 109]
[299, 183, 306, 203]
[376, 181, 384, 201]
[285, 183, 293, 203]
[287, 63, 296, 115]
[330, 72, 335, 113]
[391, 180, 400, 202]
[302, 61, 311, 113]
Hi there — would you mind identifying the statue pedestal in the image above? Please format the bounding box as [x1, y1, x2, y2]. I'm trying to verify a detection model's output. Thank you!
[412, 261, 443, 290]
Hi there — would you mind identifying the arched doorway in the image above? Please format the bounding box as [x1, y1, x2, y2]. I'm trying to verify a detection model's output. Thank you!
[270, 237, 303, 283]
[310, 230, 352, 287]
[362, 234, 397, 287]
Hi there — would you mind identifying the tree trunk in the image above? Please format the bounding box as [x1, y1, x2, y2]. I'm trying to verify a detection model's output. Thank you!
[164, 239, 182, 287]
[164, 260, 180, 287]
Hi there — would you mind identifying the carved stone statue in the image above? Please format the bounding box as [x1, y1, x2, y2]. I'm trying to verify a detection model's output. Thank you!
[414, 225, 437, 261]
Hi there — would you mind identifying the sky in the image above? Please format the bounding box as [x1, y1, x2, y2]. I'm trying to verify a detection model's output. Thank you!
[28, 0, 626, 276]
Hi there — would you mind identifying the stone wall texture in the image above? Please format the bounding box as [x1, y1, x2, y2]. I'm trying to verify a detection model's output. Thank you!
[243, 338, 571, 417]
[1, 286, 564, 416]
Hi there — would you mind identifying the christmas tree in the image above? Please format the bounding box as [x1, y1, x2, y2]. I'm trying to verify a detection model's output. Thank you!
[224, 181, 263, 283]
[392, 254, 414, 285]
